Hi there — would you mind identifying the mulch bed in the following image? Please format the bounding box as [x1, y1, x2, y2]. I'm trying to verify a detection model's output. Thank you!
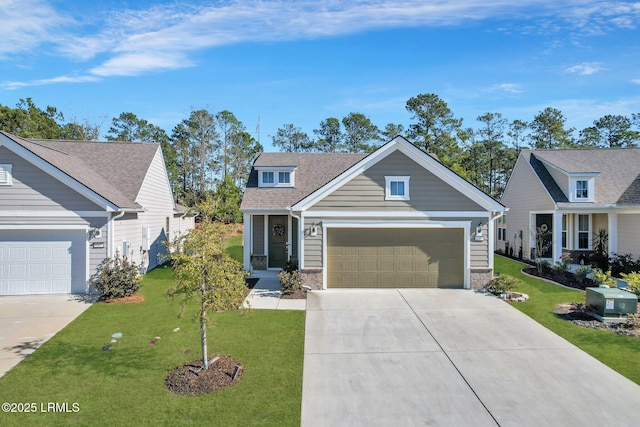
[281, 289, 307, 299]
[103, 294, 145, 304]
[165, 355, 243, 395]
[522, 267, 595, 290]
[554, 303, 640, 337]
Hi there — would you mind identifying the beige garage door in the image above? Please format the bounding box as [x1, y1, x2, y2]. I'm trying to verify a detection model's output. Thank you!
[327, 228, 464, 288]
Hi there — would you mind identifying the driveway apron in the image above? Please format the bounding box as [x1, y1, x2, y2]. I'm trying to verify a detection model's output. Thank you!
[0, 295, 94, 377]
[301, 289, 640, 426]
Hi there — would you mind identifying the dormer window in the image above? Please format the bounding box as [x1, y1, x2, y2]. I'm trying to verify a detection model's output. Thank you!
[569, 177, 594, 202]
[576, 180, 588, 199]
[278, 171, 290, 184]
[257, 167, 296, 187]
[262, 171, 274, 184]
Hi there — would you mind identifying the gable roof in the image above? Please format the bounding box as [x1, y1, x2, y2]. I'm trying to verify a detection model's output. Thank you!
[241, 136, 505, 213]
[241, 152, 367, 210]
[522, 148, 640, 206]
[0, 131, 161, 210]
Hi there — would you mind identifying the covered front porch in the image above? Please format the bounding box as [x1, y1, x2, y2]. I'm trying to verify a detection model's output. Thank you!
[531, 211, 618, 263]
[242, 212, 300, 271]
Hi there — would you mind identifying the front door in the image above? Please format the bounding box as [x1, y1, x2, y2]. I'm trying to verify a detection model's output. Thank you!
[268, 216, 288, 268]
[535, 214, 553, 258]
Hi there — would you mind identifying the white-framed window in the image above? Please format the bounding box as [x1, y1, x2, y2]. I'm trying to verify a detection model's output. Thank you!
[561, 214, 568, 249]
[577, 214, 590, 250]
[385, 176, 410, 201]
[262, 171, 274, 184]
[278, 171, 290, 184]
[258, 168, 295, 187]
[497, 228, 506, 241]
[0, 164, 12, 186]
[569, 177, 594, 202]
[576, 180, 588, 199]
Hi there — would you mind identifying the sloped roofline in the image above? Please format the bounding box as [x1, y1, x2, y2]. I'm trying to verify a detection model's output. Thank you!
[501, 150, 558, 207]
[1, 131, 128, 212]
[291, 136, 505, 212]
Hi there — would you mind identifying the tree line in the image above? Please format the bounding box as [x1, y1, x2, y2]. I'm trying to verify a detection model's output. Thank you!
[2, 96, 639, 208]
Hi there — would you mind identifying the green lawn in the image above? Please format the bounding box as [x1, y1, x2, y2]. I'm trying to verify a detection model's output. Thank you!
[225, 234, 243, 264]
[495, 255, 640, 385]
[0, 268, 305, 426]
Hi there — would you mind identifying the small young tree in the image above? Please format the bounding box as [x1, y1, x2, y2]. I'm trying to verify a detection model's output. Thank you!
[166, 199, 247, 370]
[533, 226, 552, 274]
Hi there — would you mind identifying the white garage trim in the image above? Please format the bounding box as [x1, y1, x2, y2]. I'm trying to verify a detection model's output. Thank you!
[0, 229, 88, 295]
[321, 220, 471, 290]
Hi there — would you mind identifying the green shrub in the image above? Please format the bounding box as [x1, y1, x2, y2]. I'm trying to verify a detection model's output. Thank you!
[620, 272, 640, 296]
[574, 266, 592, 284]
[609, 253, 640, 277]
[485, 275, 521, 295]
[592, 268, 617, 288]
[278, 269, 304, 294]
[91, 257, 141, 300]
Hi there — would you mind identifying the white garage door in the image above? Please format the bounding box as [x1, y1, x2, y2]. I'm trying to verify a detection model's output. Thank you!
[0, 234, 78, 295]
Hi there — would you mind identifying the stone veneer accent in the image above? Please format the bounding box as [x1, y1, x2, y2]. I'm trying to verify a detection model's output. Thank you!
[470, 268, 493, 289]
[250, 255, 266, 270]
[301, 268, 324, 290]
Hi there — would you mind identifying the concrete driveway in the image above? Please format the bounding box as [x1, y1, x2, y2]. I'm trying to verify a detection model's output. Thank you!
[301, 289, 640, 426]
[0, 295, 94, 377]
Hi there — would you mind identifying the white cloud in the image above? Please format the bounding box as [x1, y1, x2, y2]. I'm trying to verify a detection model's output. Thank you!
[632, 79, 640, 85]
[4, 1, 638, 82]
[489, 83, 523, 94]
[0, 0, 71, 58]
[1, 75, 99, 90]
[565, 62, 605, 75]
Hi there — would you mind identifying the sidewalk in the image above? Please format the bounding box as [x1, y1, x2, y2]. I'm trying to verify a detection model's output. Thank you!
[243, 270, 306, 310]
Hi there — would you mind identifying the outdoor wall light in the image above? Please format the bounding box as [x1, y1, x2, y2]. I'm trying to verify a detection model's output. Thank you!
[474, 223, 484, 241]
[310, 224, 318, 237]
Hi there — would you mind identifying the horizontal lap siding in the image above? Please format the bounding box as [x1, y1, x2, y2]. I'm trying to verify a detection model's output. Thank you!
[501, 155, 556, 259]
[304, 218, 323, 268]
[0, 147, 102, 211]
[312, 150, 484, 212]
[618, 214, 640, 258]
[114, 149, 178, 271]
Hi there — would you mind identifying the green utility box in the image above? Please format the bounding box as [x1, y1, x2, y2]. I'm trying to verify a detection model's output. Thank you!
[586, 287, 638, 322]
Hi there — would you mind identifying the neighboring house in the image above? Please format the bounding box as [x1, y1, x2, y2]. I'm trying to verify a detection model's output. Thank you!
[0, 131, 194, 296]
[241, 136, 505, 290]
[498, 148, 640, 264]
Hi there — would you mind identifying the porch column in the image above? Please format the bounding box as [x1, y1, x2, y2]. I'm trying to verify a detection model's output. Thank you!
[243, 213, 251, 271]
[608, 212, 618, 256]
[553, 212, 563, 262]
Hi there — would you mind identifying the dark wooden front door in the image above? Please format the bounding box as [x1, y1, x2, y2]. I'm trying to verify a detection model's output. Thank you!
[268, 215, 288, 268]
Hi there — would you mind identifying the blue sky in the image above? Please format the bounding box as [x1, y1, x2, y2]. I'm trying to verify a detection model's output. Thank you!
[1, 0, 639, 150]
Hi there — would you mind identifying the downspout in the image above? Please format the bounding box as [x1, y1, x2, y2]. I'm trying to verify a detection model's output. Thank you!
[109, 210, 126, 258]
[287, 207, 302, 267]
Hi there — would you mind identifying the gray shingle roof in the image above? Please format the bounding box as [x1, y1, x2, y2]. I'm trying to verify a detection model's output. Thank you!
[241, 152, 367, 209]
[523, 148, 640, 206]
[1, 131, 160, 209]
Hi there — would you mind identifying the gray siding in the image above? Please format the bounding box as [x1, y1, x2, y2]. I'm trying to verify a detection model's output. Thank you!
[87, 217, 108, 277]
[304, 217, 323, 268]
[252, 215, 265, 255]
[310, 151, 484, 212]
[0, 146, 102, 211]
[618, 214, 640, 258]
[501, 154, 556, 260]
[113, 148, 179, 271]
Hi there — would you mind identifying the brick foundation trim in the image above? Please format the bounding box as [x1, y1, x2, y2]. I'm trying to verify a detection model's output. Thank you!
[470, 268, 493, 289]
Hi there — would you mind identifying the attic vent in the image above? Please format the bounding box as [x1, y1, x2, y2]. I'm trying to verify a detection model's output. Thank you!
[0, 164, 12, 185]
